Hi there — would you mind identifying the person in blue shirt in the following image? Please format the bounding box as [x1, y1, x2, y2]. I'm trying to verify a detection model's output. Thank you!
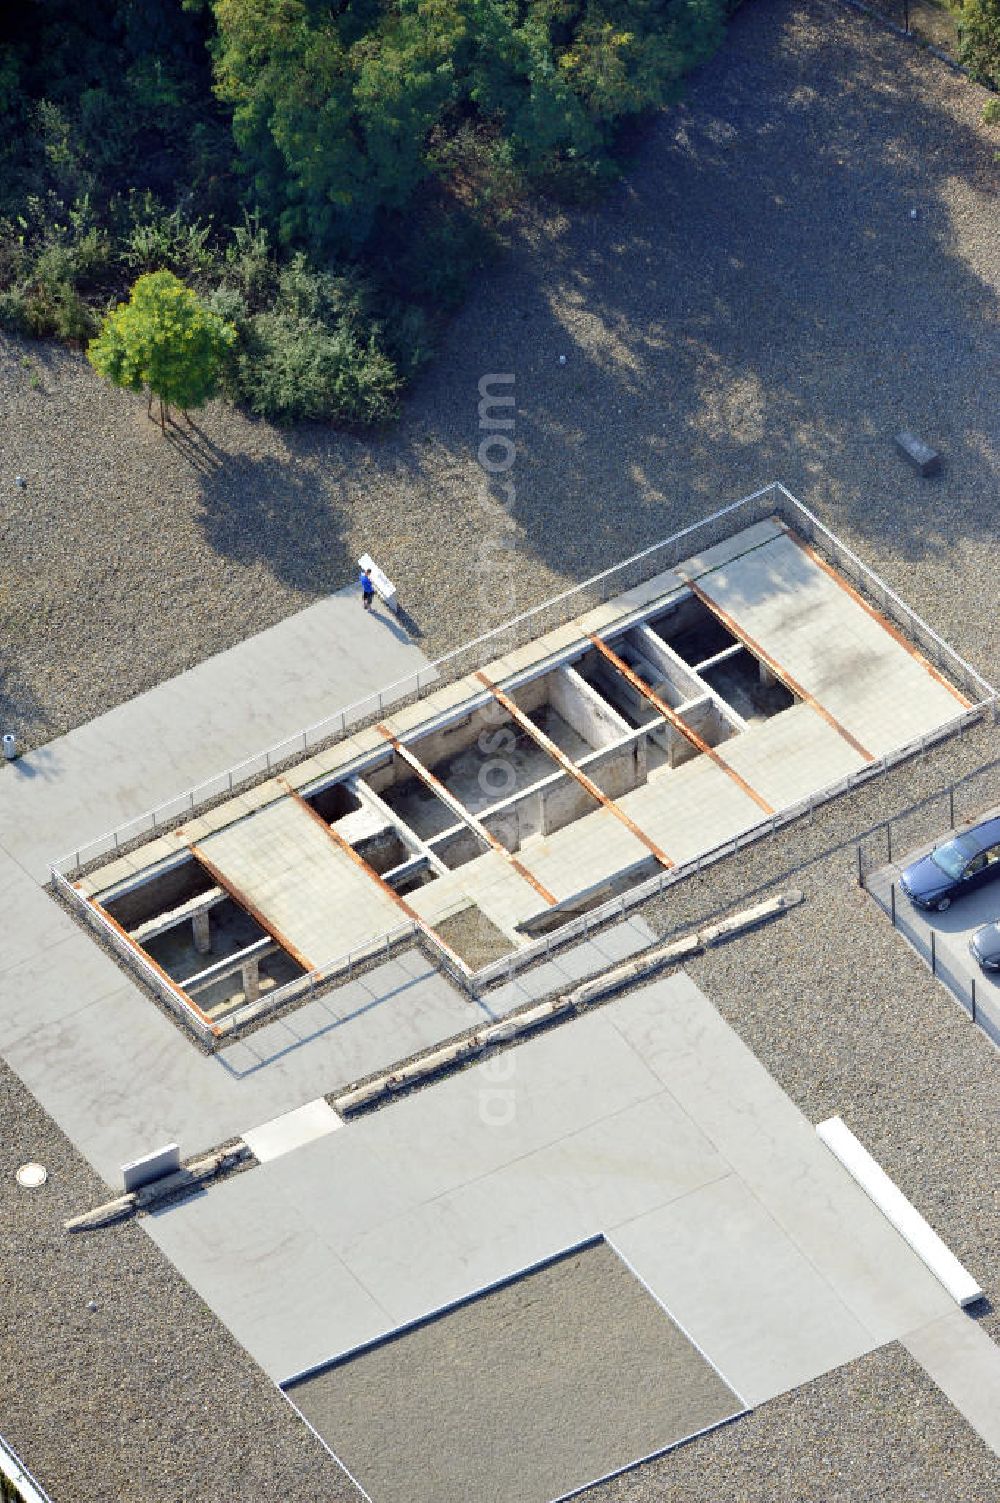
[360, 566, 375, 611]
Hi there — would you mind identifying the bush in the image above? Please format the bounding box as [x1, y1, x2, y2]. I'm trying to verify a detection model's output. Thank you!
[955, 0, 1000, 87]
[235, 309, 400, 426]
[0, 199, 108, 342]
[123, 193, 217, 282]
[222, 212, 277, 312]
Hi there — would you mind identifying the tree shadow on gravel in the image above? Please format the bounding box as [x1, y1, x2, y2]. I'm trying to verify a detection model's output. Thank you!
[424, 0, 997, 587]
[195, 453, 353, 595]
[162, 416, 227, 476]
[183, 0, 996, 676]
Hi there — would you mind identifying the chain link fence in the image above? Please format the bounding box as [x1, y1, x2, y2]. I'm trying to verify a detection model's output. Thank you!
[856, 757, 1000, 885]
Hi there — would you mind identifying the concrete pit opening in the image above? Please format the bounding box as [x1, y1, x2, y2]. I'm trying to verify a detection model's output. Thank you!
[99, 855, 305, 1020]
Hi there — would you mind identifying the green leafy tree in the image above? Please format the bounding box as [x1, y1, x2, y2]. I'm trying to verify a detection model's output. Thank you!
[87, 269, 235, 429]
[954, 0, 1000, 88]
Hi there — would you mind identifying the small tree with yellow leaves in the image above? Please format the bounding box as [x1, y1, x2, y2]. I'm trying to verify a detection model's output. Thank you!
[87, 270, 235, 431]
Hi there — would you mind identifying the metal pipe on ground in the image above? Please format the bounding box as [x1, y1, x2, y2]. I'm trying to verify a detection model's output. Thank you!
[332, 890, 803, 1115]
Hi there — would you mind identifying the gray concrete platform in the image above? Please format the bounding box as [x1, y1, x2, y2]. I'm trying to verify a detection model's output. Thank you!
[0, 584, 430, 882]
[0, 844, 479, 1183]
[694, 531, 968, 759]
[144, 974, 955, 1397]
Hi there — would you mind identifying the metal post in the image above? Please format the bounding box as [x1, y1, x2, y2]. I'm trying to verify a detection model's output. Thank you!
[949, 786, 955, 828]
[887, 823, 893, 864]
[930, 930, 936, 976]
[857, 845, 864, 888]
[890, 882, 896, 927]
[971, 976, 977, 1025]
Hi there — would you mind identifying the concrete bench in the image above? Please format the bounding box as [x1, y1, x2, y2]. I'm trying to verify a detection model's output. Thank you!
[358, 553, 398, 613]
[895, 431, 941, 477]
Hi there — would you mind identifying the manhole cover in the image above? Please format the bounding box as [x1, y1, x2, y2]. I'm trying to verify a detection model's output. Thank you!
[16, 1162, 48, 1189]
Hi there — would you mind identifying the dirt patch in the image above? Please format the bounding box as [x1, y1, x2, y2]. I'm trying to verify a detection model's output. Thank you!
[286, 1238, 741, 1503]
[435, 903, 516, 969]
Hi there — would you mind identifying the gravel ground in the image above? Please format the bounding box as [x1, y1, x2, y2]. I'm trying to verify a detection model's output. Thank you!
[0, 0, 996, 754]
[589, 1342, 1000, 1502]
[290, 1239, 740, 1503]
[1, 1, 998, 1499]
[0, 1056, 356, 1503]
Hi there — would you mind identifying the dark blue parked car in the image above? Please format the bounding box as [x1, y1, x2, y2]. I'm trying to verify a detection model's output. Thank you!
[899, 815, 1000, 912]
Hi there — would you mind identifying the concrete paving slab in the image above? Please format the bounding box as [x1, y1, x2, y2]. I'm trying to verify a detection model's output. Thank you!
[0, 920, 136, 1052]
[243, 1098, 342, 1163]
[610, 1176, 874, 1406]
[197, 794, 404, 969]
[518, 806, 652, 900]
[605, 976, 956, 1344]
[0, 852, 82, 975]
[338, 1091, 729, 1326]
[215, 959, 482, 1093]
[144, 1169, 392, 1381]
[694, 531, 967, 758]
[139, 974, 957, 1392]
[718, 702, 866, 810]
[679, 517, 785, 581]
[0, 585, 430, 881]
[903, 1312, 1000, 1458]
[618, 753, 761, 861]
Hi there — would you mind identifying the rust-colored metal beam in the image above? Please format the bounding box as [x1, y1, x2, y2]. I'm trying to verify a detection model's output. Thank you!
[678, 577, 875, 764]
[778, 524, 971, 709]
[587, 634, 774, 815]
[87, 894, 223, 1038]
[375, 724, 558, 907]
[190, 842, 316, 974]
[277, 781, 472, 976]
[474, 672, 674, 869]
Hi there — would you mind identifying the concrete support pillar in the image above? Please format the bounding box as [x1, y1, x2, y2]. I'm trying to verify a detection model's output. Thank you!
[667, 725, 682, 769]
[759, 660, 777, 688]
[634, 736, 647, 787]
[192, 910, 212, 955]
[241, 959, 260, 1005]
[538, 789, 553, 837]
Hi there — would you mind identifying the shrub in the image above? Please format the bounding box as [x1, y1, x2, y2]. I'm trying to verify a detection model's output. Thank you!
[123, 193, 217, 282]
[955, 0, 1000, 87]
[235, 309, 400, 426]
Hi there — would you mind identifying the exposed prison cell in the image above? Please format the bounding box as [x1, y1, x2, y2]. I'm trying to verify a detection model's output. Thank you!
[100, 854, 306, 1019]
[87, 602, 800, 1004]
[72, 517, 973, 1031]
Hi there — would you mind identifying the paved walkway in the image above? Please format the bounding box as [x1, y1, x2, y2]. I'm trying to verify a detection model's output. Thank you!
[0, 589, 436, 1185]
[0, 585, 429, 882]
[146, 974, 957, 1392]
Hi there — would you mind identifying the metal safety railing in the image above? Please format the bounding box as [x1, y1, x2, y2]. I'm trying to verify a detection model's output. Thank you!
[51, 480, 789, 878]
[46, 481, 999, 1042]
[474, 700, 993, 990]
[52, 480, 996, 882]
[867, 877, 1000, 1050]
[0, 1433, 53, 1503]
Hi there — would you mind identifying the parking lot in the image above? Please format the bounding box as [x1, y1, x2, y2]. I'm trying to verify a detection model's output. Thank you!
[867, 826, 1000, 1049]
